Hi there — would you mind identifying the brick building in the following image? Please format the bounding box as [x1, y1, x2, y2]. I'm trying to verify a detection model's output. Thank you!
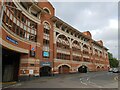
[0, 0, 109, 82]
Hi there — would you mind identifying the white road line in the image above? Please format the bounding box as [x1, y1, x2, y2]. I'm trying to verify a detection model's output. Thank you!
[89, 81, 102, 88]
[3, 83, 22, 89]
[114, 76, 118, 80]
[80, 81, 87, 85]
[87, 78, 89, 81]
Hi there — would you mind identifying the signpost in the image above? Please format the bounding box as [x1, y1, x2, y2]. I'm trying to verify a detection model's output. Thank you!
[40, 61, 52, 67]
[29, 70, 34, 75]
[6, 36, 18, 45]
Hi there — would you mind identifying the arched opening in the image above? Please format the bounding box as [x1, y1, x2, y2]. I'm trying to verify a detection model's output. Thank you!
[83, 44, 89, 56]
[59, 65, 70, 74]
[97, 66, 100, 71]
[2, 48, 20, 82]
[72, 40, 81, 61]
[43, 8, 51, 14]
[78, 65, 88, 73]
[56, 35, 70, 60]
[56, 35, 70, 49]
[40, 66, 51, 76]
[101, 66, 104, 70]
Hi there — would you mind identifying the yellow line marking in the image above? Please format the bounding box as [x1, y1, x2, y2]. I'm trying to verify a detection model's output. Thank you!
[0, 82, 16, 84]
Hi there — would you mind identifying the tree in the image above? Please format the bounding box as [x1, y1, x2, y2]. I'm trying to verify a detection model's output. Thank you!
[108, 52, 119, 68]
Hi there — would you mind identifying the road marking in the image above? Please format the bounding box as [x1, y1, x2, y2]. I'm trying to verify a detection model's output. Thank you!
[0, 82, 16, 84]
[114, 76, 118, 80]
[80, 81, 87, 85]
[79, 78, 87, 85]
[87, 78, 89, 81]
[3, 83, 22, 89]
[89, 81, 102, 88]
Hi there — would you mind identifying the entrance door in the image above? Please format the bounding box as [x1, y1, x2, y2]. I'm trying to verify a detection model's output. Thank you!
[2, 48, 20, 82]
[59, 65, 70, 74]
[78, 65, 87, 73]
[40, 66, 51, 76]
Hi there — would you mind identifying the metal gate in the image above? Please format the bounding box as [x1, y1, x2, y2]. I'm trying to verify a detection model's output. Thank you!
[3, 65, 14, 82]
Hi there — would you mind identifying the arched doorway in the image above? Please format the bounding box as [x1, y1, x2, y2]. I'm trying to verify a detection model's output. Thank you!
[40, 66, 51, 76]
[101, 66, 104, 71]
[97, 66, 100, 71]
[78, 65, 88, 73]
[59, 65, 70, 74]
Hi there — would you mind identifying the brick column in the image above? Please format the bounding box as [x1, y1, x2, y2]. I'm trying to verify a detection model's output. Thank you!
[18, 54, 30, 81]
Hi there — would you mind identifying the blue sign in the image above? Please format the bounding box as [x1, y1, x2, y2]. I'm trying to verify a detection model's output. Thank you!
[6, 36, 18, 45]
[43, 51, 49, 57]
[40, 61, 52, 66]
[31, 47, 35, 51]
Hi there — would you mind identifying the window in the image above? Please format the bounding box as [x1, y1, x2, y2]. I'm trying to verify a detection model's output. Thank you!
[57, 53, 70, 60]
[43, 39, 49, 46]
[30, 34, 35, 41]
[31, 12, 38, 17]
[20, 2, 27, 10]
[44, 22, 50, 30]
[44, 8, 50, 14]
[20, 29, 23, 37]
[30, 64, 34, 66]
[73, 56, 81, 61]
[3, 4, 37, 42]
[31, 8, 38, 17]
[44, 28, 50, 34]
[21, 16, 26, 23]
[16, 26, 19, 35]
[66, 30, 69, 33]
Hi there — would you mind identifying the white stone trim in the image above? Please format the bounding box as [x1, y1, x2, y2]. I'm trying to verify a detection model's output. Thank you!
[42, 20, 51, 29]
[43, 7, 51, 15]
[14, 1, 41, 24]
[1, 38, 29, 54]
[2, 25, 40, 47]
[57, 63, 71, 68]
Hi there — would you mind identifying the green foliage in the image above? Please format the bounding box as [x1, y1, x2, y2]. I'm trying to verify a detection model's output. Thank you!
[108, 52, 119, 68]
[108, 52, 113, 60]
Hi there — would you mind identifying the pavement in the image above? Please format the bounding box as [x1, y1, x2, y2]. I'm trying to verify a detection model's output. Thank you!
[1, 71, 119, 89]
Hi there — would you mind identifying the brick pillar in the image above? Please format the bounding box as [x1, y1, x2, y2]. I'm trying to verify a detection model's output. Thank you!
[52, 43, 56, 74]
[18, 54, 30, 81]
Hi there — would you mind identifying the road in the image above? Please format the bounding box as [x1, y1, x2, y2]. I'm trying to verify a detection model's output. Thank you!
[2, 71, 118, 89]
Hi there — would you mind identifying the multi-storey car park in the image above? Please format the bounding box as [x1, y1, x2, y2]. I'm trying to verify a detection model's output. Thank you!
[0, 0, 109, 82]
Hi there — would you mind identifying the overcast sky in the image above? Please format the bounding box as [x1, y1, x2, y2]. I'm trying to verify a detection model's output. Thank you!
[49, 1, 118, 58]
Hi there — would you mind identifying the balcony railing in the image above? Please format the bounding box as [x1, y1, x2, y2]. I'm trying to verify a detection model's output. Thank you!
[2, 5, 37, 42]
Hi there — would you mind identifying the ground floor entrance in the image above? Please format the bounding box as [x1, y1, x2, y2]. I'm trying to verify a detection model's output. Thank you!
[97, 66, 101, 71]
[78, 65, 87, 73]
[2, 48, 20, 82]
[40, 66, 52, 76]
[59, 65, 70, 74]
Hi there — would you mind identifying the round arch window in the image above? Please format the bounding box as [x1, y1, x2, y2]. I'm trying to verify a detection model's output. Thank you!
[43, 8, 51, 14]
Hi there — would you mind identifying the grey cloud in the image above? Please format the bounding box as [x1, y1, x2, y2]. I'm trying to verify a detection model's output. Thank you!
[52, 2, 117, 30]
[50, 2, 118, 58]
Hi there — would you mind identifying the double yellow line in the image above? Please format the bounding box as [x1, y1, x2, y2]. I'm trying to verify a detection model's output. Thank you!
[0, 82, 16, 84]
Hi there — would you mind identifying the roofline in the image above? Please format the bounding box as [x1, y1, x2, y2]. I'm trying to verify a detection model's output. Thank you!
[51, 16, 109, 51]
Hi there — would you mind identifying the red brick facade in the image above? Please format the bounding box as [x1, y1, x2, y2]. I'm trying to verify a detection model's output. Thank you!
[1, 0, 109, 81]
